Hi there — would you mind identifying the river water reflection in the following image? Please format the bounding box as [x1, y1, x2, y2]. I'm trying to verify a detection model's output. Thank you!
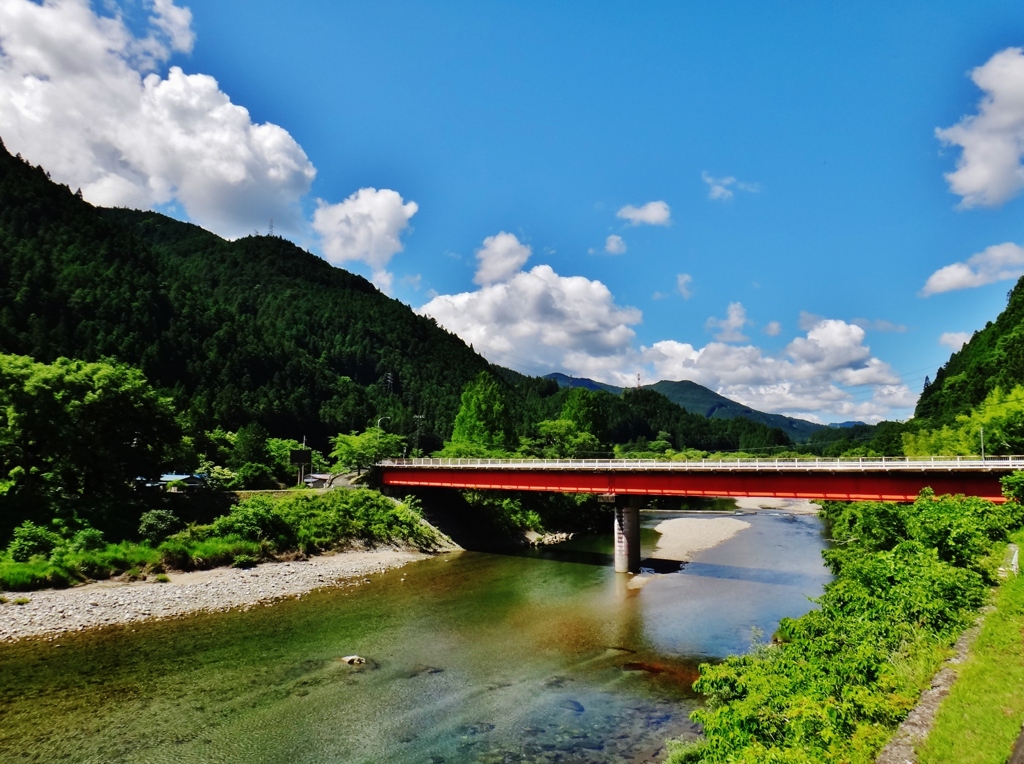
[0, 508, 831, 763]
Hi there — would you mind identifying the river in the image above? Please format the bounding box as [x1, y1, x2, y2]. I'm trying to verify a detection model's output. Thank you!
[0, 507, 831, 763]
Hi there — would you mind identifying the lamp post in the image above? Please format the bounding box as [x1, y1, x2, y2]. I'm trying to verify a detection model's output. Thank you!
[376, 416, 390, 448]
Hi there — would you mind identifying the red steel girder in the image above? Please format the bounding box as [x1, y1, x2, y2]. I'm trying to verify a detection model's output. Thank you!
[380, 467, 1008, 503]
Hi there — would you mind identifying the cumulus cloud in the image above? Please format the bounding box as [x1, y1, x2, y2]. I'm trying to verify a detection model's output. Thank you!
[0, 0, 321, 239]
[643, 317, 912, 423]
[763, 321, 781, 336]
[937, 48, 1024, 208]
[701, 171, 761, 201]
[939, 331, 972, 352]
[616, 200, 671, 226]
[604, 234, 627, 254]
[706, 302, 750, 342]
[472, 232, 532, 286]
[676, 273, 693, 299]
[419, 263, 641, 376]
[920, 242, 1024, 296]
[420, 244, 914, 422]
[311, 188, 418, 290]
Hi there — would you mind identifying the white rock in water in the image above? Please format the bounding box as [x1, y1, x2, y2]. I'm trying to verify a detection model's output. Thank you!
[341, 655, 366, 665]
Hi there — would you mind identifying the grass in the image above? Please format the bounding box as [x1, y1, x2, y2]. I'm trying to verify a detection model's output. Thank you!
[918, 544, 1024, 764]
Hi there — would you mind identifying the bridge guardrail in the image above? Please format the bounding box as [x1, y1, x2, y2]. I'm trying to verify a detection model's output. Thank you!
[377, 456, 1024, 472]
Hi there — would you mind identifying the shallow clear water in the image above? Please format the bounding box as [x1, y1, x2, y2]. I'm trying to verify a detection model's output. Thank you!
[0, 510, 831, 763]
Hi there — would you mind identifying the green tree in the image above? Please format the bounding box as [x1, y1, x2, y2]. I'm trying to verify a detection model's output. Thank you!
[560, 387, 606, 439]
[0, 354, 179, 538]
[229, 422, 272, 469]
[449, 371, 517, 453]
[330, 427, 405, 474]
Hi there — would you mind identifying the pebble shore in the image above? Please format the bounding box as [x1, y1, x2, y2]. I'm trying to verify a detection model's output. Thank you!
[0, 549, 431, 643]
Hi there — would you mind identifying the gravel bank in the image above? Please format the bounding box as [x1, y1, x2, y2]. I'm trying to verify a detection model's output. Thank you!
[0, 549, 434, 644]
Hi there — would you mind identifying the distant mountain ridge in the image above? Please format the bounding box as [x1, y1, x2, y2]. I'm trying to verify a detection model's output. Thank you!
[545, 373, 824, 443]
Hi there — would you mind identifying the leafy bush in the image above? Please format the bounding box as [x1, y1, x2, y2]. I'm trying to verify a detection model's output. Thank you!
[138, 509, 181, 543]
[230, 462, 277, 490]
[211, 496, 293, 547]
[668, 488, 1018, 763]
[7, 521, 63, 562]
[69, 527, 106, 552]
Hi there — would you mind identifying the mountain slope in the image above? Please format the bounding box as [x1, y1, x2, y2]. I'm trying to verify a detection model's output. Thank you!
[546, 373, 823, 442]
[916, 277, 1024, 425]
[649, 380, 823, 442]
[0, 138, 491, 443]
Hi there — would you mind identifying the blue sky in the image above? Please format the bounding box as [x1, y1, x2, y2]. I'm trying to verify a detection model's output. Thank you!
[2, 1, 1024, 422]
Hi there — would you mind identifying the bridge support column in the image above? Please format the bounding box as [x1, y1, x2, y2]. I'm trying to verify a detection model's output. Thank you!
[614, 495, 642, 574]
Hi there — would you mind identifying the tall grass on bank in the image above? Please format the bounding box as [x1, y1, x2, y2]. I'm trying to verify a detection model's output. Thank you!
[0, 489, 440, 591]
[666, 488, 1024, 764]
[918, 530, 1024, 764]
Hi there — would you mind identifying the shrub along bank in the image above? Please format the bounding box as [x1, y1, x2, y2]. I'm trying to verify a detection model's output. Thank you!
[0, 489, 440, 591]
[667, 482, 1024, 764]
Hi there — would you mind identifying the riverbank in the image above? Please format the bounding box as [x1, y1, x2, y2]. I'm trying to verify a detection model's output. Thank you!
[0, 547, 435, 643]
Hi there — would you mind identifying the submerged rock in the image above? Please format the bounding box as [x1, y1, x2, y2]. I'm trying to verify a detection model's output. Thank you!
[558, 699, 585, 714]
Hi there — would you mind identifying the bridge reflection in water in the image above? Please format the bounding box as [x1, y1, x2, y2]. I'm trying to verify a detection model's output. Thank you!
[378, 457, 1024, 573]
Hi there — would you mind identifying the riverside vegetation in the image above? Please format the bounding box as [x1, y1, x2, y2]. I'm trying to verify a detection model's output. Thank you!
[666, 477, 1024, 763]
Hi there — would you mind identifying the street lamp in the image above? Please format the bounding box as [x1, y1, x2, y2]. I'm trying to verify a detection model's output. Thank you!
[377, 416, 390, 447]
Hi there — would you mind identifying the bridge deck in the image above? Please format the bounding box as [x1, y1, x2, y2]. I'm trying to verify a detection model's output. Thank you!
[378, 457, 1024, 503]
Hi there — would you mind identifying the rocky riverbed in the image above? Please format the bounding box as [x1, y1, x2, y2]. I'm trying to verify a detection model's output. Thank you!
[0, 548, 432, 643]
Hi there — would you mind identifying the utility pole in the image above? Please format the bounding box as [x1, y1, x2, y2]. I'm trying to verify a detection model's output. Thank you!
[980, 426, 985, 461]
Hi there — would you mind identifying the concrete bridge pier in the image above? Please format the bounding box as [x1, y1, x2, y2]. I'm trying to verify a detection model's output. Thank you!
[613, 495, 642, 574]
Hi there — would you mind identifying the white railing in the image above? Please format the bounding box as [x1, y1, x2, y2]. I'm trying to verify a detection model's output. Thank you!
[377, 456, 1024, 472]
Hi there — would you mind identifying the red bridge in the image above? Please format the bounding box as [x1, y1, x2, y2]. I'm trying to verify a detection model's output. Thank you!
[378, 452, 1024, 573]
[379, 456, 1023, 573]
[379, 456, 1022, 503]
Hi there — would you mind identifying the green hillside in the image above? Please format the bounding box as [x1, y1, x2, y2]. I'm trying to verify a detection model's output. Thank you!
[649, 380, 823, 443]
[0, 138, 492, 444]
[546, 373, 822, 443]
[916, 277, 1024, 426]
[0, 135, 795, 459]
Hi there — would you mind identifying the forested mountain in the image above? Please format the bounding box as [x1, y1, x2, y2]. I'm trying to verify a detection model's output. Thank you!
[546, 372, 823, 442]
[0, 136, 793, 456]
[0, 138, 491, 445]
[916, 278, 1024, 426]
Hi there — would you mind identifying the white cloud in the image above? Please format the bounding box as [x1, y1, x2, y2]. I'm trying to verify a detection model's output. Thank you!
[616, 200, 671, 226]
[419, 263, 642, 376]
[644, 317, 912, 423]
[920, 242, 1024, 296]
[763, 321, 781, 336]
[937, 48, 1024, 208]
[311, 188, 418, 291]
[604, 234, 627, 255]
[150, 0, 195, 54]
[705, 302, 750, 342]
[0, 0, 321, 239]
[701, 171, 761, 201]
[939, 331, 972, 352]
[676, 273, 693, 299]
[473, 232, 532, 286]
[421, 252, 914, 422]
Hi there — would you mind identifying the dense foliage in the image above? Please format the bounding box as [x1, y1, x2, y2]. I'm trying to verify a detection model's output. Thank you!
[916, 276, 1024, 426]
[667, 487, 1024, 763]
[0, 353, 179, 541]
[0, 138, 491, 445]
[0, 490, 438, 591]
